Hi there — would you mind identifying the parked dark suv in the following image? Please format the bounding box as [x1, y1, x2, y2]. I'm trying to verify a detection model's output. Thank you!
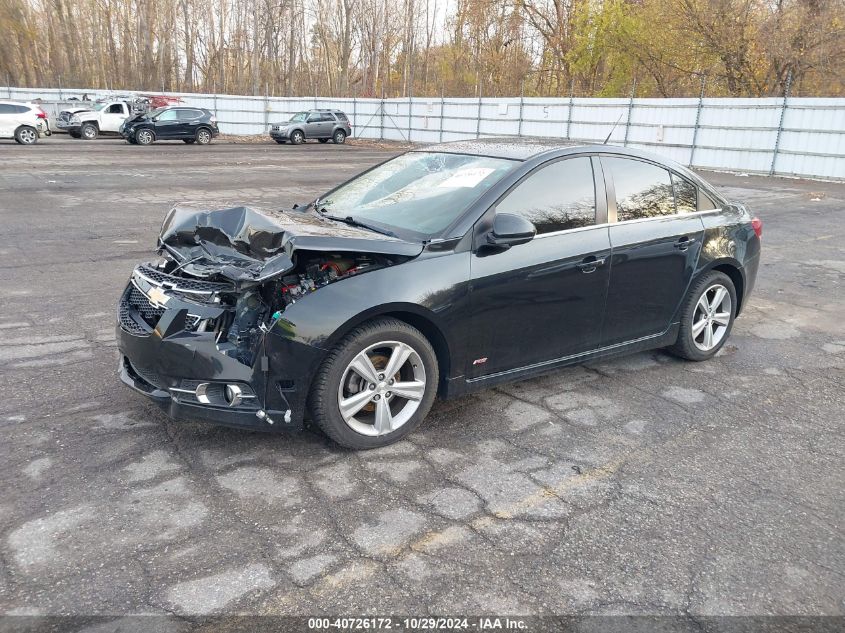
[269, 109, 352, 145]
[120, 107, 219, 145]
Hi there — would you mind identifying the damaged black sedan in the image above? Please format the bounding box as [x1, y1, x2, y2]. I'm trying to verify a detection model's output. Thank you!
[117, 139, 761, 449]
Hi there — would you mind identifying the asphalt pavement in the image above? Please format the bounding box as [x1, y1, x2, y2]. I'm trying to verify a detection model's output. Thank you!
[0, 136, 842, 629]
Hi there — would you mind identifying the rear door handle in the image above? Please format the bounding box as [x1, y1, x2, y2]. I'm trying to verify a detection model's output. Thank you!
[674, 236, 696, 250]
[577, 256, 606, 273]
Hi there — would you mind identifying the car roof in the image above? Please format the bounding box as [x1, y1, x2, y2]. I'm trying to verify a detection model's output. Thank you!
[416, 137, 585, 160]
[0, 100, 35, 106]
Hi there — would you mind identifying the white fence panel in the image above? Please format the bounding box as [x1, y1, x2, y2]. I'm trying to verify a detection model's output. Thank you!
[2, 86, 843, 180]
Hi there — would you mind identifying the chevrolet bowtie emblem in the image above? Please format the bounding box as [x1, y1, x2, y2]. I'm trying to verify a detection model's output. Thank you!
[146, 286, 170, 308]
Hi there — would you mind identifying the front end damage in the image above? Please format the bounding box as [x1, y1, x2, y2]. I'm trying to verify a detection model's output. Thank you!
[117, 204, 419, 430]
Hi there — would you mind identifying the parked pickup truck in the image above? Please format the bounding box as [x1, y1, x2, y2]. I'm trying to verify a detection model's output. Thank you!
[57, 95, 182, 140]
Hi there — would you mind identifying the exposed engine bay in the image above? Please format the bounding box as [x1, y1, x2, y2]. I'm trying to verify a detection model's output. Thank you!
[146, 249, 399, 367]
[119, 204, 423, 379]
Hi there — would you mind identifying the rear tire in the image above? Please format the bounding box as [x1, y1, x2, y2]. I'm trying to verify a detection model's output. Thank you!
[307, 318, 439, 449]
[290, 129, 304, 145]
[80, 122, 98, 140]
[14, 126, 38, 145]
[332, 129, 346, 144]
[195, 128, 212, 145]
[668, 270, 737, 361]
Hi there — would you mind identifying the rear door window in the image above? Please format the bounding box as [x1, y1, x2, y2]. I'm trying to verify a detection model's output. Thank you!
[496, 157, 596, 234]
[178, 109, 203, 120]
[604, 157, 676, 221]
[0, 104, 14, 114]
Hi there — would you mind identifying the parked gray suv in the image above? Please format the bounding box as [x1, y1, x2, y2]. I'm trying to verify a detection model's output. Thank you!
[269, 109, 352, 145]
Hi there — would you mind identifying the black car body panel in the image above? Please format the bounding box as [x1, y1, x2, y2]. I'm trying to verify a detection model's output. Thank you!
[117, 138, 761, 433]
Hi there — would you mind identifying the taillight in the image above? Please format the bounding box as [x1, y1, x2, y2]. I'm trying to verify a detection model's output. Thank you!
[751, 217, 763, 239]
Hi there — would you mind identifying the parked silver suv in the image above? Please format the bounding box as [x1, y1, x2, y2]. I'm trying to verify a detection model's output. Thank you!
[269, 109, 352, 145]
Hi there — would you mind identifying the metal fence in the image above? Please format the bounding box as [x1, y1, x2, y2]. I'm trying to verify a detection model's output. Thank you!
[4, 86, 843, 180]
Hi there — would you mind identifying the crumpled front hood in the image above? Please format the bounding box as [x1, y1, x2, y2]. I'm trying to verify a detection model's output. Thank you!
[158, 205, 423, 283]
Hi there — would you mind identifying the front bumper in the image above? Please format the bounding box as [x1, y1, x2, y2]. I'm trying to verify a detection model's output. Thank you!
[269, 128, 290, 140]
[116, 267, 321, 432]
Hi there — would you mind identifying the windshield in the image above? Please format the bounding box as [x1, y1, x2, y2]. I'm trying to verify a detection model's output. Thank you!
[93, 103, 107, 111]
[146, 107, 166, 118]
[318, 152, 517, 237]
[290, 112, 308, 122]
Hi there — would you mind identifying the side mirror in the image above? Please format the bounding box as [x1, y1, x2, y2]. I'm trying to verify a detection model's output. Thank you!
[485, 213, 536, 250]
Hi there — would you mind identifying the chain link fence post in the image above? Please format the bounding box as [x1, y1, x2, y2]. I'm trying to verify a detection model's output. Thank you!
[770, 69, 793, 176]
[623, 79, 636, 146]
[517, 80, 524, 137]
[565, 80, 574, 140]
[439, 89, 444, 143]
[407, 93, 412, 143]
[689, 75, 707, 167]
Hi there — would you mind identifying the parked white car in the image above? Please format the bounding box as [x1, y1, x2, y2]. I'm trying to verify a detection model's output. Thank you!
[0, 100, 51, 144]
[57, 98, 138, 140]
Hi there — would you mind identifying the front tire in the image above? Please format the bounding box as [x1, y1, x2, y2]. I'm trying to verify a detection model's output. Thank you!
[14, 126, 38, 145]
[668, 271, 737, 361]
[135, 129, 154, 145]
[80, 123, 98, 140]
[290, 129, 304, 145]
[307, 318, 439, 449]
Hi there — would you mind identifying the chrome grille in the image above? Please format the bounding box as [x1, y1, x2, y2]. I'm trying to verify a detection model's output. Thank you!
[135, 264, 233, 296]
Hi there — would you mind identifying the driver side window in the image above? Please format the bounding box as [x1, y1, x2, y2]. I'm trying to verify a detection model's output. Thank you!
[157, 109, 178, 121]
[496, 157, 596, 235]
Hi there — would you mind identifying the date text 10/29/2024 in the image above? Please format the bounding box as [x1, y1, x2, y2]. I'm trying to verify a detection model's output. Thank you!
[307, 617, 528, 630]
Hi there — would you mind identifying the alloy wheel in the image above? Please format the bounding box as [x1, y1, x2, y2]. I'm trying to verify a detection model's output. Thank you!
[337, 341, 426, 437]
[18, 128, 37, 144]
[197, 129, 211, 144]
[692, 283, 732, 351]
[137, 130, 153, 145]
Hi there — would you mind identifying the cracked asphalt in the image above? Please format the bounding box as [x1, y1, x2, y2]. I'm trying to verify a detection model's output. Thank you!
[0, 136, 843, 626]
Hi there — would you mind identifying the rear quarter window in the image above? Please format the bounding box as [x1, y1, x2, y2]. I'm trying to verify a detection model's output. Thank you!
[672, 174, 697, 214]
[334, 112, 348, 121]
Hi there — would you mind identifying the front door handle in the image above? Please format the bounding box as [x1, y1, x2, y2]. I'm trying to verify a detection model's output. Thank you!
[674, 236, 696, 251]
[577, 256, 606, 273]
